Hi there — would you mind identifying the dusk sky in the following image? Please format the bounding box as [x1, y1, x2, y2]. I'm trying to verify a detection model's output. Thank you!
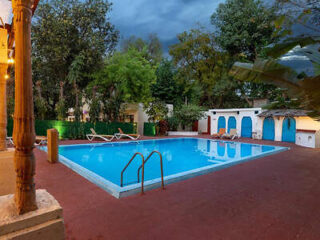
[0, 0, 316, 75]
[110, 0, 225, 52]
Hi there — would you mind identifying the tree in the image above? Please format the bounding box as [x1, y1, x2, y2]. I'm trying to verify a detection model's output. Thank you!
[274, 0, 320, 37]
[144, 101, 169, 123]
[152, 59, 180, 104]
[89, 49, 156, 121]
[210, 0, 281, 105]
[31, 0, 119, 119]
[211, 0, 277, 61]
[34, 81, 49, 120]
[230, 36, 320, 118]
[169, 28, 243, 107]
[121, 34, 163, 65]
[174, 104, 206, 130]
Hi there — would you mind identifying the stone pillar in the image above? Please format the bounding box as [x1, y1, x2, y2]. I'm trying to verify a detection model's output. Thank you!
[0, 64, 7, 151]
[12, 0, 37, 214]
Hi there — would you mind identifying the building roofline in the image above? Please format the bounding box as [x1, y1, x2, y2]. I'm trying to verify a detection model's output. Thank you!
[208, 108, 262, 113]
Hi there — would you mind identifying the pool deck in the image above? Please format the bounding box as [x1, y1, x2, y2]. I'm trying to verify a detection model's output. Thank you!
[34, 136, 320, 240]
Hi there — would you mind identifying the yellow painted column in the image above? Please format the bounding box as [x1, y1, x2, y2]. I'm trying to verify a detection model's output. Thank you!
[12, 0, 37, 214]
[0, 27, 8, 151]
[0, 64, 7, 151]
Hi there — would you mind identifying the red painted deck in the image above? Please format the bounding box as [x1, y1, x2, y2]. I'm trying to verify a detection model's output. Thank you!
[34, 136, 320, 240]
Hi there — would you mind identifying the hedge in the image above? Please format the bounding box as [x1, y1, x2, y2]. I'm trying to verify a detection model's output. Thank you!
[144, 122, 156, 136]
[6, 119, 137, 140]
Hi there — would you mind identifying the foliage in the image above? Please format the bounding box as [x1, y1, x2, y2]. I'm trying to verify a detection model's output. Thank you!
[121, 34, 163, 65]
[166, 116, 179, 131]
[34, 97, 48, 120]
[89, 49, 156, 121]
[87, 91, 101, 123]
[174, 104, 206, 130]
[6, 119, 136, 139]
[55, 99, 67, 121]
[170, 28, 239, 107]
[144, 101, 169, 123]
[211, 0, 278, 61]
[230, 36, 320, 118]
[31, 0, 119, 119]
[210, 0, 281, 106]
[274, 0, 320, 37]
[152, 59, 180, 104]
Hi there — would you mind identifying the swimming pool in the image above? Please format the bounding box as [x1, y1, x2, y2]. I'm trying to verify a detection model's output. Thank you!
[56, 138, 288, 198]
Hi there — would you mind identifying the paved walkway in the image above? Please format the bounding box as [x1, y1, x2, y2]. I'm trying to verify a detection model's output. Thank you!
[34, 137, 320, 240]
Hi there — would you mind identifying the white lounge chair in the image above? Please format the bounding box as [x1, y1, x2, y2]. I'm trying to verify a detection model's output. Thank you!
[35, 136, 48, 146]
[86, 128, 115, 142]
[114, 128, 140, 140]
[222, 129, 239, 140]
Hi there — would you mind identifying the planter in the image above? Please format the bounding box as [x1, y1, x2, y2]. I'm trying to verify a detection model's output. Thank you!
[168, 131, 198, 136]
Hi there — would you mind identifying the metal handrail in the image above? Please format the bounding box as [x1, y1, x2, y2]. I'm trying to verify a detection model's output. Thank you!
[120, 152, 145, 194]
[137, 151, 165, 190]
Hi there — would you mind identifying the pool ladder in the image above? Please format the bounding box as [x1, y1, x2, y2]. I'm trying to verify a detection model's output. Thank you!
[120, 151, 165, 195]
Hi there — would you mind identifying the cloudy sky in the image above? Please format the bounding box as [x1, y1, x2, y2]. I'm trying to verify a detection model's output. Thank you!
[0, 0, 316, 75]
[110, 0, 225, 52]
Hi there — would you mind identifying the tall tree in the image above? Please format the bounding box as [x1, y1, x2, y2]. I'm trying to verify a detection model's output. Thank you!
[89, 49, 156, 122]
[152, 59, 180, 104]
[211, 0, 277, 61]
[31, 0, 119, 119]
[211, 0, 280, 105]
[169, 28, 242, 107]
[121, 34, 163, 65]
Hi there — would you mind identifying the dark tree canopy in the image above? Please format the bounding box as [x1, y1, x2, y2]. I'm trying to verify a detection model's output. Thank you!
[211, 0, 277, 61]
[152, 59, 180, 104]
[31, 0, 119, 119]
[121, 34, 163, 65]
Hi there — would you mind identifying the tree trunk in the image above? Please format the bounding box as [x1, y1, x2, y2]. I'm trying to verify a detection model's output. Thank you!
[12, 0, 37, 214]
[73, 82, 80, 122]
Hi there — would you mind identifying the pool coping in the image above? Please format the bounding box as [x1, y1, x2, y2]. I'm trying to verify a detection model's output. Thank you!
[41, 138, 289, 198]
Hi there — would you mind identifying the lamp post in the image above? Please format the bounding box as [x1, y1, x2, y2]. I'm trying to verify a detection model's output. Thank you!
[12, 0, 37, 214]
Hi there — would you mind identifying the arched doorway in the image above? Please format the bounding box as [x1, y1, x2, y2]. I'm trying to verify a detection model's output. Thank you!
[217, 116, 226, 132]
[241, 117, 252, 138]
[227, 116, 236, 133]
[263, 117, 275, 141]
[282, 117, 296, 142]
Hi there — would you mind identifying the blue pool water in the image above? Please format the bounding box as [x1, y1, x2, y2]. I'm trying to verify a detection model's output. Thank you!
[58, 138, 287, 190]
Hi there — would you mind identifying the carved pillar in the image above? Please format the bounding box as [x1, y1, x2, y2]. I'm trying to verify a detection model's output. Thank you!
[0, 64, 7, 151]
[12, 0, 37, 214]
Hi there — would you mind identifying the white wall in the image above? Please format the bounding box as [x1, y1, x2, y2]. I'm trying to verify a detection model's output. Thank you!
[296, 117, 320, 130]
[209, 108, 262, 137]
[137, 103, 174, 135]
[198, 117, 208, 133]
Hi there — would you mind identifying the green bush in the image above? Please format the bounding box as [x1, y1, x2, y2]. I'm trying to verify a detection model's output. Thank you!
[6, 119, 136, 140]
[166, 116, 179, 131]
[144, 122, 157, 136]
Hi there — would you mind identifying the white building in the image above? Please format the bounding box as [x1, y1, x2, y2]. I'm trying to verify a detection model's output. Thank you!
[201, 108, 320, 148]
[205, 108, 263, 138]
[256, 110, 320, 148]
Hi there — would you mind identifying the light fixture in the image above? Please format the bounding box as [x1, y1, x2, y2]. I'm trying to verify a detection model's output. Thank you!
[7, 58, 14, 64]
[4, 74, 9, 79]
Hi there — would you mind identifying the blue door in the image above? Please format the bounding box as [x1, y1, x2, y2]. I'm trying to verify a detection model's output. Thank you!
[282, 117, 296, 143]
[217, 116, 226, 132]
[263, 117, 275, 141]
[227, 117, 237, 133]
[241, 117, 252, 138]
